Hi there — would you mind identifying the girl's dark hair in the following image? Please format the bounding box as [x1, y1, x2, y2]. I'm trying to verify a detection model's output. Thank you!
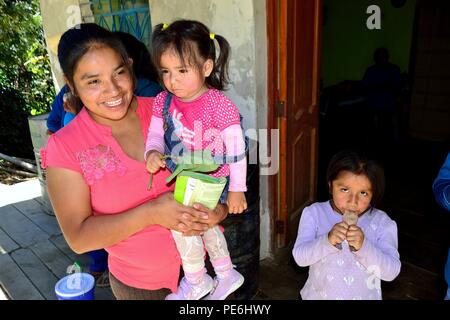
[114, 31, 159, 82]
[326, 150, 385, 207]
[57, 23, 135, 111]
[151, 20, 231, 90]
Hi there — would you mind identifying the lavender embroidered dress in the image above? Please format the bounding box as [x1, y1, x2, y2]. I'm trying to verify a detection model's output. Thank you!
[292, 201, 401, 300]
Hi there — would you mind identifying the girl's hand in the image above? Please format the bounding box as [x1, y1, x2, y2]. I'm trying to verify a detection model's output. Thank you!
[146, 150, 166, 174]
[191, 202, 229, 231]
[328, 221, 349, 247]
[227, 191, 247, 214]
[151, 192, 209, 235]
[346, 225, 365, 251]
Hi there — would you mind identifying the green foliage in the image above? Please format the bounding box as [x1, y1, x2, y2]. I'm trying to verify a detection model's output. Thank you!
[0, 0, 55, 157]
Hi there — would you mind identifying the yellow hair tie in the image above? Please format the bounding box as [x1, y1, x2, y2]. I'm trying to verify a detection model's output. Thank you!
[162, 23, 169, 30]
[209, 33, 215, 40]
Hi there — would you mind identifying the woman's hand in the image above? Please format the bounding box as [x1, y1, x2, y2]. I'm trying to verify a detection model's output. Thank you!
[150, 192, 211, 235]
[191, 202, 229, 231]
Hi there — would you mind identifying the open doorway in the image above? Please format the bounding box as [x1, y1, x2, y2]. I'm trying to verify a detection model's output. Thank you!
[316, 0, 450, 299]
[267, 0, 450, 300]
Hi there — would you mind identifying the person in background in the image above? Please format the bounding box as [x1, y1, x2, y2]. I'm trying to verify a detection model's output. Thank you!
[115, 31, 163, 97]
[361, 47, 401, 151]
[46, 85, 74, 134]
[432, 152, 450, 300]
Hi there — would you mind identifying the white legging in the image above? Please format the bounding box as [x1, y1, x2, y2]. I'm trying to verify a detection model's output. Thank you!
[171, 225, 230, 273]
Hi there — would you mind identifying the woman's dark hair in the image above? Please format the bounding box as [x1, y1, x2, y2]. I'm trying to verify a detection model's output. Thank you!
[326, 150, 385, 207]
[114, 31, 159, 82]
[57, 23, 135, 111]
[151, 20, 231, 90]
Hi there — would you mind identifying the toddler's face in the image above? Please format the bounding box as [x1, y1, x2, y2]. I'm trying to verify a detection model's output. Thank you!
[329, 170, 373, 216]
[159, 49, 211, 102]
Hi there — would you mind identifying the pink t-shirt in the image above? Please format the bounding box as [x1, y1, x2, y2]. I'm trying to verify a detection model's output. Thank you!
[42, 96, 181, 292]
[151, 89, 242, 178]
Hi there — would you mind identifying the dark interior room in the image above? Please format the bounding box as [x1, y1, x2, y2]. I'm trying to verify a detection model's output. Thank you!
[314, 0, 450, 299]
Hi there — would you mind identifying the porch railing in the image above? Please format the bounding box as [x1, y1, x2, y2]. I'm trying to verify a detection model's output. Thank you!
[81, 0, 151, 47]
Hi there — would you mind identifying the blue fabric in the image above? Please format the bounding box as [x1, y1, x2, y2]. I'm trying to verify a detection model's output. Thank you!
[433, 152, 450, 212]
[135, 77, 163, 97]
[446, 249, 450, 288]
[162, 93, 184, 173]
[46, 85, 69, 132]
[87, 249, 108, 273]
[432, 152, 450, 287]
[219, 176, 230, 204]
[161, 92, 248, 203]
[63, 112, 75, 126]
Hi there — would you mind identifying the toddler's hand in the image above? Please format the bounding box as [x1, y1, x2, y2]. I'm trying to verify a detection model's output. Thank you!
[328, 222, 349, 247]
[346, 225, 365, 251]
[227, 192, 247, 214]
[146, 150, 166, 174]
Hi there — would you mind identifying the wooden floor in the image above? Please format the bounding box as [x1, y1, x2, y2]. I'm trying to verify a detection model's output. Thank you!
[0, 181, 114, 300]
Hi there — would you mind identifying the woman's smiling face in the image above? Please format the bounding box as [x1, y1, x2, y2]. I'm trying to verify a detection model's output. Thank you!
[71, 45, 134, 125]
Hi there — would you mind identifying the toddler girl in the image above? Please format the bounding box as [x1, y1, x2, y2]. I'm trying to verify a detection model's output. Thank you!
[145, 20, 247, 300]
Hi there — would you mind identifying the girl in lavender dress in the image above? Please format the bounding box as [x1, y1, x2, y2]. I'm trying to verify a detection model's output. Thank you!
[292, 150, 401, 300]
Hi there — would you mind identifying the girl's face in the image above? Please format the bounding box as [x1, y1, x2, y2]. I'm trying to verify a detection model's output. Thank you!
[159, 49, 213, 102]
[71, 46, 134, 125]
[329, 170, 373, 215]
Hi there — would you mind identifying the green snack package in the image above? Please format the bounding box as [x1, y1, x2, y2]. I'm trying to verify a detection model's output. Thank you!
[166, 150, 219, 184]
[164, 150, 226, 209]
[173, 171, 227, 210]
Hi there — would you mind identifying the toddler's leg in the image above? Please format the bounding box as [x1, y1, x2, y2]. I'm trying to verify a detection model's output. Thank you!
[166, 230, 213, 300]
[202, 226, 244, 300]
[172, 230, 205, 281]
[202, 226, 232, 277]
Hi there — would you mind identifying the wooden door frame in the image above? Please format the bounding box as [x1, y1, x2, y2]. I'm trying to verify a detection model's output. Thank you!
[267, 0, 322, 250]
[266, 0, 287, 250]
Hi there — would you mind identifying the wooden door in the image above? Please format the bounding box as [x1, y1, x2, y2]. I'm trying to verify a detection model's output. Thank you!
[278, 0, 322, 247]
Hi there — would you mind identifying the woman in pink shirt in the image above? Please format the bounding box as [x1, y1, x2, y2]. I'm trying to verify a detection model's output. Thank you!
[42, 23, 228, 300]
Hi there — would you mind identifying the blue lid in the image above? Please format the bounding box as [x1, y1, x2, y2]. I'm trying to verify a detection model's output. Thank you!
[55, 273, 95, 298]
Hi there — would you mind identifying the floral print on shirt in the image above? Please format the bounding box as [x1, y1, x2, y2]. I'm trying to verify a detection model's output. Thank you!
[75, 144, 126, 185]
